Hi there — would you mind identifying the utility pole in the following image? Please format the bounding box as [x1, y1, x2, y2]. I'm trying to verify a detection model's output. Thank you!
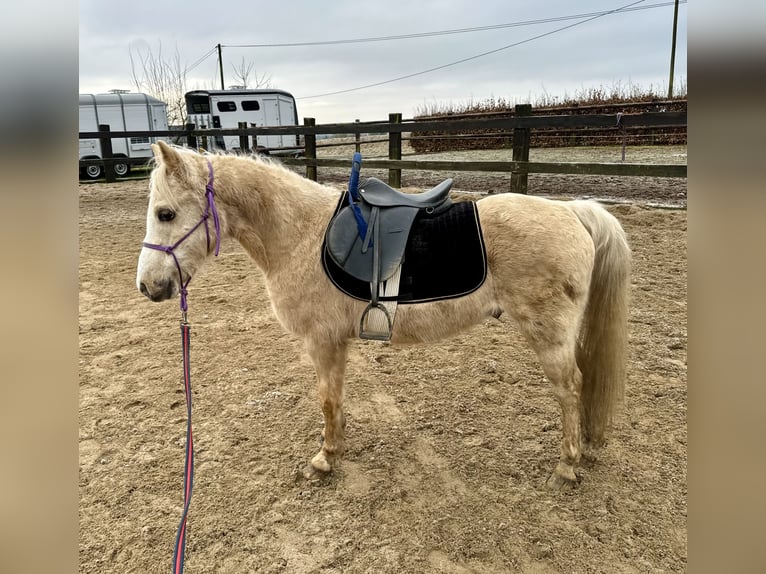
[667, 0, 679, 98]
[217, 44, 225, 90]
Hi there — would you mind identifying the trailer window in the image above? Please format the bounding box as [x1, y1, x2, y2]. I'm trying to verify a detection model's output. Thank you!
[131, 137, 150, 144]
[189, 102, 210, 113]
[242, 100, 261, 111]
[216, 101, 237, 112]
[186, 94, 211, 114]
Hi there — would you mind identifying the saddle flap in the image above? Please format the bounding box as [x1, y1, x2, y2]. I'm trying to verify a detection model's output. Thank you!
[326, 206, 362, 268]
[326, 203, 418, 283]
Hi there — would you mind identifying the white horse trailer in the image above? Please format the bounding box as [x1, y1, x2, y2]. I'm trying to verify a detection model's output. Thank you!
[184, 89, 300, 153]
[79, 93, 169, 179]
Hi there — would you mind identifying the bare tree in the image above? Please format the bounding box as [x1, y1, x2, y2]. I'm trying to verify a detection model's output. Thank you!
[130, 43, 273, 126]
[230, 57, 272, 90]
[129, 41, 188, 126]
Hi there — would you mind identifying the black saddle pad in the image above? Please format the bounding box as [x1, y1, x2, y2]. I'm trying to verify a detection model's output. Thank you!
[321, 193, 487, 304]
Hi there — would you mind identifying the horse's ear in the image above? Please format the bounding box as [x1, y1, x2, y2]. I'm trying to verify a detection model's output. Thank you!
[152, 140, 183, 175]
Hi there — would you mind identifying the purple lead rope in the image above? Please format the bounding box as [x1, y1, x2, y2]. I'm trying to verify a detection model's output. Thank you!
[142, 159, 220, 573]
[173, 320, 193, 574]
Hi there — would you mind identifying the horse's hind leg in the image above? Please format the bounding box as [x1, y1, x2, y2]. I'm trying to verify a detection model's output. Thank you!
[302, 338, 348, 480]
[523, 328, 584, 489]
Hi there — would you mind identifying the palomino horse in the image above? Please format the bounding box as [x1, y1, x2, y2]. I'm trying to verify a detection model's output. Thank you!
[136, 141, 630, 489]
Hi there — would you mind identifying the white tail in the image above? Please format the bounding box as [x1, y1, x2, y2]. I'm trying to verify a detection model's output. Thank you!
[568, 201, 631, 444]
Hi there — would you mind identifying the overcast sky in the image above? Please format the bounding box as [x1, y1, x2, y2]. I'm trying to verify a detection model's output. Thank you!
[78, 0, 687, 124]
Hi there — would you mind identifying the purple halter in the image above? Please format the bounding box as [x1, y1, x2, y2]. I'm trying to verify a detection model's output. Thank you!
[143, 159, 221, 313]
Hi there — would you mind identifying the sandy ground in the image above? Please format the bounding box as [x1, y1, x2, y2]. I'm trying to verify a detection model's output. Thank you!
[79, 148, 686, 573]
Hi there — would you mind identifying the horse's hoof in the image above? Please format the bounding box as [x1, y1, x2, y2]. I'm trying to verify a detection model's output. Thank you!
[300, 451, 334, 482]
[545, 472, 578, 490]
[546, 462, 580, 490]
[301, 463, 331, 482]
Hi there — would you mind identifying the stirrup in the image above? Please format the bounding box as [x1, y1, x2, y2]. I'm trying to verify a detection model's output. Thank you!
[359, 302, 393, 341]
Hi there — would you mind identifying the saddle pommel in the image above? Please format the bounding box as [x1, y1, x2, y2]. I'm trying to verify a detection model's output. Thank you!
[359, 177, 453, 209]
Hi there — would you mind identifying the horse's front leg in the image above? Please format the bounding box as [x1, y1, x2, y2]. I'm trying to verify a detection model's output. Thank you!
[303, 338, 348, 480]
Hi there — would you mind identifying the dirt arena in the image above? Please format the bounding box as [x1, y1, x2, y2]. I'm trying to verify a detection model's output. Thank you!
[79, 154, 686, 573]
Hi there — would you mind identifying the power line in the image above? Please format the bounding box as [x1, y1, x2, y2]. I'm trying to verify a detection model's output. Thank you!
[225, 1, 683, 49]
[296, 0, 676, 100]
[185, 47, 218, 74]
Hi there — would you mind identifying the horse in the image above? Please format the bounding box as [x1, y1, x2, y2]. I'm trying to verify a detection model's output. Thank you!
[136, 140, 630, 489]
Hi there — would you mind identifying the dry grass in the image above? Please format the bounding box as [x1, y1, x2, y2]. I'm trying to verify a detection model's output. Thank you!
[410, 82, 687, 153]
[414, 80, 688, 117]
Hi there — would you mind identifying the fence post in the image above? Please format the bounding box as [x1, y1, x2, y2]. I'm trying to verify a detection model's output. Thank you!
[185, 123, 197, 150]
[388, 113, 402, 188]
[510, 104, 532, 194]
[98, 124, 116, 183]
[304, 117, 317, 181]
[238, 122, 250, 153]
[355, 119, 361, 153]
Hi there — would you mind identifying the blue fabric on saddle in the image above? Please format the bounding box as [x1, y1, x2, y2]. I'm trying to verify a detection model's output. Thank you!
[321, 184, 487, 304]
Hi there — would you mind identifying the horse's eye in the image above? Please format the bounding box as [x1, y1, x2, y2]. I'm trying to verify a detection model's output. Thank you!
[157, 209, 176, 222]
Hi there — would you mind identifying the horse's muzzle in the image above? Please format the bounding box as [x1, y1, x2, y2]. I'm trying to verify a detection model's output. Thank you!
[139, 279, 175, 302]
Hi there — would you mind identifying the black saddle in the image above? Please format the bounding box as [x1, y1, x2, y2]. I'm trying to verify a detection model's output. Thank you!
[323, 176, 486, 340]
[325, 177, 453, 287]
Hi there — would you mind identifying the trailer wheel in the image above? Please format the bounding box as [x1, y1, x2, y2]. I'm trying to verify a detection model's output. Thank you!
[84, 164, 103, 180]
[114, 160, 130, 178]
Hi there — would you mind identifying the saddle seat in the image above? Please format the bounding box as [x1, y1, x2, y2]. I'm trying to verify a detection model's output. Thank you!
[358, 177, 453, 208]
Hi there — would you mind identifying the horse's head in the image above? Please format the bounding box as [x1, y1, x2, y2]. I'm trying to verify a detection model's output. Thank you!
[136, 141, 221, 307]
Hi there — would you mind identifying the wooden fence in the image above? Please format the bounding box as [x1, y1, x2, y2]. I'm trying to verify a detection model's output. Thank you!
[79, 105, 686, 193]
[410, 99, 687, 150]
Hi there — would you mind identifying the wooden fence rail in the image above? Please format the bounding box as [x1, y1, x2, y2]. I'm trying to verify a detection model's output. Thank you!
[277, 158, 687, 178]
[78, 111, 686, 139]
[79, 107, 687, 191]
